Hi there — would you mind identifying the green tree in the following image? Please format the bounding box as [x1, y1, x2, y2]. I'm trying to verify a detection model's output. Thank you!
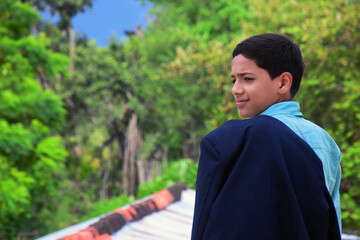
[0, 0, 69, 237]
[25, 0, 92, 30]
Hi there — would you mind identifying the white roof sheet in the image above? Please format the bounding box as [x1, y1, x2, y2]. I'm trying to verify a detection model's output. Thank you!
[37, 189, 195, 240]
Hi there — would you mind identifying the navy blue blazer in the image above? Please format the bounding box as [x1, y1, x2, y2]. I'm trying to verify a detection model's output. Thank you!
[191, 116, 340, 240]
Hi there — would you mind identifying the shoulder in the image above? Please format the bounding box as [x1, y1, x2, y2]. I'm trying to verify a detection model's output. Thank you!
[201, 115, 293, 151]
[205, 115, 287, 139]
[203, 117, 257, 143]
[301, 118, 341, 157]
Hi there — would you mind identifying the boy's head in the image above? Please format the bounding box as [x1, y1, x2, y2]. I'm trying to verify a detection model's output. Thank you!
[231, 33, 305, 118]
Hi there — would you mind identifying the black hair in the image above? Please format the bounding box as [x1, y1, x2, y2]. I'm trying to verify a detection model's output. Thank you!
[232, 33, 305, 98]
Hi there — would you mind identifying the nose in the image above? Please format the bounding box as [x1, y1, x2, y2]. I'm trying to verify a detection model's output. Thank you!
[231, 80, 244, 96]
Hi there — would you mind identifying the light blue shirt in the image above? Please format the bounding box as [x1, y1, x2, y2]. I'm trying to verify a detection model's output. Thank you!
[260, 101, 342, 231]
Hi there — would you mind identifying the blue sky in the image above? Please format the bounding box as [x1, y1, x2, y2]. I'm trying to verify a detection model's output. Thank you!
[42, 0, 152, 46]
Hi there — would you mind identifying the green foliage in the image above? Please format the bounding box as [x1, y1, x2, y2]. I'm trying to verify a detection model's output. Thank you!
[0, 0, 69, 237]
[0, 156, 34, 218]
[0, 0, 40, 38]
[80, 195, 135, 222]
[80, 158, 197, 223]
[39, 181, 98, 231]
[137, 158, 198, 199]
[341, 142, 360, 231]
[29, 0, 92, 30]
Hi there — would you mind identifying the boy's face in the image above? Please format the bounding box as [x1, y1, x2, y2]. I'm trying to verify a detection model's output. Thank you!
[231, 54, 282, 118]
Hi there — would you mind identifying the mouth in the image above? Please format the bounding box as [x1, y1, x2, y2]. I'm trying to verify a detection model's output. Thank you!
[236, 99, 249, 107]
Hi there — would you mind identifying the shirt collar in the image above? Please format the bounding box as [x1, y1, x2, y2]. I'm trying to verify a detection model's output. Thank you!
[260, 101, 303, 118]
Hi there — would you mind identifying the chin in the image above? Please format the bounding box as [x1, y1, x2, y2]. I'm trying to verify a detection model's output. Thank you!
[239, 113, 251, 119]
[238, 111, 256, 119]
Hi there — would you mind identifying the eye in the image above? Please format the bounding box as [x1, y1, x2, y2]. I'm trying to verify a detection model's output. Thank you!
[231, 79, 236, 84]
[244, 77, 254, 81]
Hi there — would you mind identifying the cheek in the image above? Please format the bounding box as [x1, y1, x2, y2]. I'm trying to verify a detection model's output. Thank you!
[259, 82, 276, 97]
[248, 84, 264, 98]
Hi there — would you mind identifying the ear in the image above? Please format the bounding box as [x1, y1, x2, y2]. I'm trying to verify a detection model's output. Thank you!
[278, 72, 292, 95]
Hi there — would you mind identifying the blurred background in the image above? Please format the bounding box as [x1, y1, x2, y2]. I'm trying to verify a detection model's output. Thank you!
[0, 0, 359, 238]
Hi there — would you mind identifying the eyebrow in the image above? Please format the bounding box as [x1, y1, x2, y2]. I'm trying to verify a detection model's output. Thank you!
[230, 72, 255, 78]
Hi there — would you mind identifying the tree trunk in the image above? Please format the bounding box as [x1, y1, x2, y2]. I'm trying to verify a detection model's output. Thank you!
[69, 27, 76, 73]
[74, 127, 82, 181]
[162, 144, 169, 169]
[123, 113, 143, 196]
[100, 144, 113, 199]
[182, 133, 199, 160]
[137, 158, 146, 185]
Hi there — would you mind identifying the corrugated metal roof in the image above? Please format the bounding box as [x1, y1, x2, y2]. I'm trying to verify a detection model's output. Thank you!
[37, 183, 194, 240]
[111, 190, 194, 240]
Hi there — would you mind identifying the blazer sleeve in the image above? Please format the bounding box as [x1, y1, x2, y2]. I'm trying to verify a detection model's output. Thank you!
[191, 136, 222, 240]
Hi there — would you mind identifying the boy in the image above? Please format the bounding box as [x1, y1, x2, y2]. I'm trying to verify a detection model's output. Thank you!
[191, 33, 341, 240]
